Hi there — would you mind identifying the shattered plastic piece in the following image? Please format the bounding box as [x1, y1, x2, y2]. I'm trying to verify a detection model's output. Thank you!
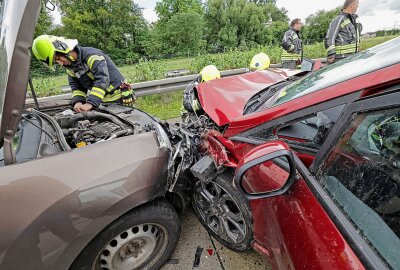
[193, 246, 204, 267]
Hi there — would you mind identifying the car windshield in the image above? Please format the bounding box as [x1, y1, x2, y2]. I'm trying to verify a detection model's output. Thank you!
[253, 37, 400, 112]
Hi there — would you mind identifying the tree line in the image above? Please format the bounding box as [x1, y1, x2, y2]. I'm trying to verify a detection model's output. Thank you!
[33, 0, 345, 75]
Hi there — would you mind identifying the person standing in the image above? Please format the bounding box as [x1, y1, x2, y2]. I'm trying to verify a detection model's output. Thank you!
[325, 0, 362, 63]
[281, 18, 303, 69]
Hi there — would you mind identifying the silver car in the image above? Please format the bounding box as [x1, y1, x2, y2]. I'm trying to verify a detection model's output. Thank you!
[0, 1, 183, 269]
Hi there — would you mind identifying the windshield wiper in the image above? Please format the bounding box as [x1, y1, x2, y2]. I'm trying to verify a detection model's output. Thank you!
[243, 75, 304, 115]
[243, 80, 291, 115]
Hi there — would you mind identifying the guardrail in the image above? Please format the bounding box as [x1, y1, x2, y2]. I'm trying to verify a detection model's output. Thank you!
[26, 58, 326, 108]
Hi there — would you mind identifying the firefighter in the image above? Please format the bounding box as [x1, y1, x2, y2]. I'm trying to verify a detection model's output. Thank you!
[182, 65, 220, 115]
[249, 53, 270, 71]
[32, 35, 135, 112]
[281, 18, 303, 69]
[325, 0, 362, 64]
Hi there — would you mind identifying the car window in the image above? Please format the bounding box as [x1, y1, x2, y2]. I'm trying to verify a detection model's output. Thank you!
[253, 37, 400, 111]
[249, 104, 345, 150]
[317, 108, 400, 269]
[277, 105, 345, 149]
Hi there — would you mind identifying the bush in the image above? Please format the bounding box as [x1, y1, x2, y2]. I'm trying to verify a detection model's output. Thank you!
[31, 77, 63, 97]
[122, 59, 167, 83]
[191, 45, 282, 73]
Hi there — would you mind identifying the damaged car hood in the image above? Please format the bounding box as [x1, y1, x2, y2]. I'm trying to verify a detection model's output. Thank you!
[196, 68, 302, 126]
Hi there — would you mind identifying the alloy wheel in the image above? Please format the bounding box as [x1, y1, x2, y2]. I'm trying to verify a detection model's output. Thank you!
[193, 180, 247, 244]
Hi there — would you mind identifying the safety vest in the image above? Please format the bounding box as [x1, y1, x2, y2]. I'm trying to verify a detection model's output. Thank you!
[281, 28, 303, 62]
[325, 12, 362, 58]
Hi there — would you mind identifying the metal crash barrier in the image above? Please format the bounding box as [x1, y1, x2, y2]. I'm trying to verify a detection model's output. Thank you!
[26, 58, 326, 109]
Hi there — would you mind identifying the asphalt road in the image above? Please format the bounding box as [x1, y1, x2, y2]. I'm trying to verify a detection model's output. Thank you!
[161, 209, 271, 270]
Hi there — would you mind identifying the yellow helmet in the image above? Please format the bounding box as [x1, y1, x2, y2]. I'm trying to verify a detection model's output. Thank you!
[249, 53, 270, 71]
[32, 35, 78, 71]
[199, 65, 221, 82]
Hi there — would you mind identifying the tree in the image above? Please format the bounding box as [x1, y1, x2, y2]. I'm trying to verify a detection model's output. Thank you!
[155, 0, 203, 22]
[264, 21, 289, 45]
[56, 0, 149, 63]
[34, 9, 53, 37]
[302, 7, 341, 44]
[145, 0, 205, 58]
[204, 0, 288, 51]
[144, 12, 205, 58]
[163, 12, 205, 55]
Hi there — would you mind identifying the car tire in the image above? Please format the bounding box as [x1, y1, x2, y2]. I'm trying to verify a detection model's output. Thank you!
[70, 199, 180, 270]
[192, 172, 253, 251]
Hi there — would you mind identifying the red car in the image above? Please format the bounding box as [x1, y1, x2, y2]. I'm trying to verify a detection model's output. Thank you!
[175, 38, 400, 269]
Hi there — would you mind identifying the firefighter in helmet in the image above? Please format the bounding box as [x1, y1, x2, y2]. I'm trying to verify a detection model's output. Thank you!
[182, 65, 221, 114]
[32, 35, 135, 112]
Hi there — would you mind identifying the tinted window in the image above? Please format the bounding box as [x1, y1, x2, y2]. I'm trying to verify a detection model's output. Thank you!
[317, 108, 400, 269]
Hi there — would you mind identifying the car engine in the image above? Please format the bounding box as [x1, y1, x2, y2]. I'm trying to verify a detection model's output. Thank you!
[52, 104, 158, 149]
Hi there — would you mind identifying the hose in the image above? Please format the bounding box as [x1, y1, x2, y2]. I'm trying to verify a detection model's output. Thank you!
[106, 129, 134, 140]
[67, 111, 127, 128]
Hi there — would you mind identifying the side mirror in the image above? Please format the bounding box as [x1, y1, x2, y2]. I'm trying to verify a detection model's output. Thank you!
[234, 141, 297, 200]
[301, 58, 323, 72]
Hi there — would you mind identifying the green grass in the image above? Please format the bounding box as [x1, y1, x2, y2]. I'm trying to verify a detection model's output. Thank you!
[31, 35, 398, 119]
[360, 35, 398, 50]
[136, 90, 183, 120]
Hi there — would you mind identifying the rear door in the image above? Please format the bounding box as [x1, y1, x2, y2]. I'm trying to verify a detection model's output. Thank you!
[239, 90, 400, 269]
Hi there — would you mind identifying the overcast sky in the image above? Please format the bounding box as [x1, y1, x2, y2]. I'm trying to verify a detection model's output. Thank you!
[134, 0, 400, 33]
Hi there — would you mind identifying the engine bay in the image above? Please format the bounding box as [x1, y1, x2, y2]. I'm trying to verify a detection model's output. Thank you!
[0, 104, 167, 167]
[53, 104, 159, 149]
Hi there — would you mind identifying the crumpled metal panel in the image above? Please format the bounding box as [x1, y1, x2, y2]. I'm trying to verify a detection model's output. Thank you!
[196, 69, 301, 126]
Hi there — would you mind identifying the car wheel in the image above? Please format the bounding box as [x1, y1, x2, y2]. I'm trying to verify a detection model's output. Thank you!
[192, 173, 252, 251]
[70, 200, 180, 270]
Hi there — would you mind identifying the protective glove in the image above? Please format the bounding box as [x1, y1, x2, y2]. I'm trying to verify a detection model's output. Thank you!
[120, 82, 136, 107]
[191, 99, 201, 111]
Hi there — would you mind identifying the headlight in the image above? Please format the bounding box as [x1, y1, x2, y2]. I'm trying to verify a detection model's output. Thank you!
[154, 123, 172, 150]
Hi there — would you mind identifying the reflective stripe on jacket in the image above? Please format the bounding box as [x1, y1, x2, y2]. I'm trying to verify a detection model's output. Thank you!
[182, 78, 200, 112]
[325, 12, 362, 58]
[68, 45, 126, 107]
[281, 28, 303, 62]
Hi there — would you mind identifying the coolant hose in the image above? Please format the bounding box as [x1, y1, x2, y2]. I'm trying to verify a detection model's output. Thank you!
[67, 111, 127, 128]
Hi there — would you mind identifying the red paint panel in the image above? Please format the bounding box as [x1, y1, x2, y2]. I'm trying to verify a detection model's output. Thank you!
[236, 141, 290, 168]
[294, 151, 315, 168]
[250, 180, 365, 270]
[242, 159, 290, 194]
[197, 69, 303, 126]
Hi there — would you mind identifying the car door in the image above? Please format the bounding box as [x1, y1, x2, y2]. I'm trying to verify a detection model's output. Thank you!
[233, 93, 358, 168]
[235, 90, 400, 270]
